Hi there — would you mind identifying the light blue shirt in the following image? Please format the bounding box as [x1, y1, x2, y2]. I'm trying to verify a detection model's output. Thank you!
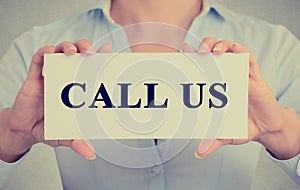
[0, 1, 300, 189]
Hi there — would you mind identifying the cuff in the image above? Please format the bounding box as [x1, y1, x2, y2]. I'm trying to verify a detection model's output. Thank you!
[0, 149, 30, 185]
[265, 148, 300, 185]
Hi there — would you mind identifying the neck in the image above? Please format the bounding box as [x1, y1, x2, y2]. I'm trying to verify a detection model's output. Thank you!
[111, 0, 203, 30]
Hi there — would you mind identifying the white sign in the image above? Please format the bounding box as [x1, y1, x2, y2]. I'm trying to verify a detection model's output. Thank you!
[44, 53, 249, 140]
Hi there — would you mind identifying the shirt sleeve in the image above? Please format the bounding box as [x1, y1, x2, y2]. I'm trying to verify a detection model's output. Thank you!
[274, 26, 300, 115]
[0, 150, 30, 186]
[270, 26, 300, 185]
[0, 42, 27, 109]
[0, 29, 38, 186]
[0, 28, 39, 109]
[265, 149, 300, 185]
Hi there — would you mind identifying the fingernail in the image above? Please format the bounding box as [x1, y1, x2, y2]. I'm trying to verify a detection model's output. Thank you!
[181, 42, 195, 52]
[86, 47, 95, 55]
[103, 43, 112, 52]
[198, 43, 209, 54]
[97, 42, 113, 53]
[197, 139, 210, 154]
[213, 43, 223, 52]
[195, 152, 203, 159]
[48, 45, 56, 49]
[181, 42, 188, 50]
[83, 140, 96, 160]
[67, 44, 77, 52]
[84, 139, 95, 152]
[45, 45, 55, 53]
[86, 153, 96, 160]
[105, 42, 112, 48]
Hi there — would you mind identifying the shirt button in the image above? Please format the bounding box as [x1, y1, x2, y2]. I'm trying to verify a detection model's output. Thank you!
[152, 166, 161, 174]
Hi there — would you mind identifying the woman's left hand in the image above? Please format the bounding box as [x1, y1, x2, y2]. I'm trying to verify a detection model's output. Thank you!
[182, 37, 300, 160]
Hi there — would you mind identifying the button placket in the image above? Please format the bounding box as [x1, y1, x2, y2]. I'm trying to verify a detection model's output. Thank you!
[297, 160, 300, 176]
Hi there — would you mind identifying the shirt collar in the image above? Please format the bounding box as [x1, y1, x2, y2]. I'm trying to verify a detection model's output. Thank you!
[209, 0, 232, 20]
[98, 0, 226, 25]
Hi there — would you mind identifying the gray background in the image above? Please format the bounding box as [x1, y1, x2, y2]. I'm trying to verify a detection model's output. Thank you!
[0, 0, 299, 190]
[0, 0, 300, 58]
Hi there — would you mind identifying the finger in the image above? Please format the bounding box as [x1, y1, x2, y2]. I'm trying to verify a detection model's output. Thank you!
[58, 139, 96, 160]
[74, 39, 94, 55]
[71, 140, 96, 160]
[55, 41, 78, 55]
[212, 40, 232, 54]
[181, 42, 197, 52]
[27, 45, 55, 80]
[198, 37, 218, 54]
[231, 44, 263, 81]
[97, 42, 113, 53]
[195, 139, 232, 158]
[231, 44, 255, 66]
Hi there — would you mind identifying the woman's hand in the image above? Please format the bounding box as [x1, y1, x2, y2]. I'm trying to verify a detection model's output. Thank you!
[0, 39, 112, 162]
[182, 37, 300, 160]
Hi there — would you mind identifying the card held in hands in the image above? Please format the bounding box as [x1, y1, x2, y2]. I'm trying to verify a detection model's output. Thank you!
[44, 53, 249, 140]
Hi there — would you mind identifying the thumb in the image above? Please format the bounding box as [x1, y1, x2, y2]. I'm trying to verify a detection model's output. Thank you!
[70, 140, 96, 160]
[27, 45, 55, 81]
[195, 139, 232, 158]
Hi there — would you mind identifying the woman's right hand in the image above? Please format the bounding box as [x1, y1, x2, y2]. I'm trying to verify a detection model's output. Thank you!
[0, 39, 112, 162]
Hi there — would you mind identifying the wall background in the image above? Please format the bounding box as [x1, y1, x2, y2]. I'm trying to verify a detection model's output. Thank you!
[0, 0, 299, 58]
[0, 0, 299, 190]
